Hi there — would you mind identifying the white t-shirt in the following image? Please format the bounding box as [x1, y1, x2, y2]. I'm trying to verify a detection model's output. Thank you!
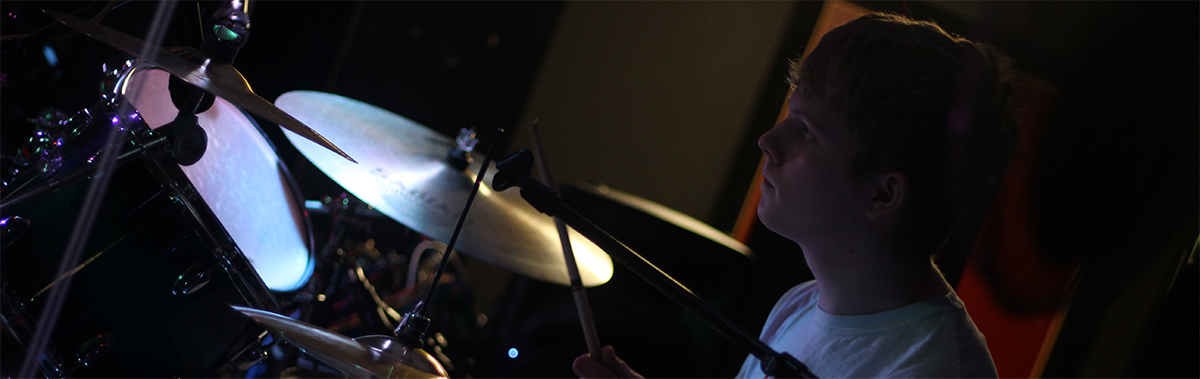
[737, 281, 997, 378]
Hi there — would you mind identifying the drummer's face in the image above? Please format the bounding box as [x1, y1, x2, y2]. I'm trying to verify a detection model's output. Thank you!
[755, 90, 868, 247]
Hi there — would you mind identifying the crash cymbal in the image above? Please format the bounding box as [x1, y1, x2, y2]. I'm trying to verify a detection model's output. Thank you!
[232, 306, 447, 379]
[275, 91, 613, 287]
[43, 9, 355, 163]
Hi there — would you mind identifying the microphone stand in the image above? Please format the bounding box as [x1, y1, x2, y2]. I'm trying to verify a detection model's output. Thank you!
[492, 149, 817, 378]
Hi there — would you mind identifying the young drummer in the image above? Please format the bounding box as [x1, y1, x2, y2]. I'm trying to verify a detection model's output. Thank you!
[575, 12, 1019, 378]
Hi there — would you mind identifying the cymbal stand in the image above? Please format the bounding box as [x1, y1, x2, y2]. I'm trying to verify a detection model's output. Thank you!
[492, 149, 818, 378]
[394, 127, 507, 349]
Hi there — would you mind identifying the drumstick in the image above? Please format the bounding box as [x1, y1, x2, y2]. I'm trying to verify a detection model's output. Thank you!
[527, 119, 603, 358]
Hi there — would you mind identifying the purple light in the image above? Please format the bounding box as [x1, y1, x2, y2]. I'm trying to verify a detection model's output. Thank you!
[111, 116, 119, 125]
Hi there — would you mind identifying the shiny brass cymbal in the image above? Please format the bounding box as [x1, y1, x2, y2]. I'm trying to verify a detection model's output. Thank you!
[43, 9, 355, 163]
[275, 91, 613, 287]
[232, 306, 447, 379]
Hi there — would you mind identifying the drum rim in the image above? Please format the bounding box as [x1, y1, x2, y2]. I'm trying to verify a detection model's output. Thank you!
[234, 104, 318, 295]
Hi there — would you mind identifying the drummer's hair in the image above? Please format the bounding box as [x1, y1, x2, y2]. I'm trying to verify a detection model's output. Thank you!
[790, 12, 1021, 257]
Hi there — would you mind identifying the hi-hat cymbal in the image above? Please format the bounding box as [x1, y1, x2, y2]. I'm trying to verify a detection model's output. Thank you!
[43, 9, 355, 163]
[276, 91, 613, 287]
[232, 306, 447, 379]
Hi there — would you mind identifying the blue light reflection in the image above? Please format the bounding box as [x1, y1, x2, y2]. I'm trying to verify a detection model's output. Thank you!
[42, 46, 59, 67]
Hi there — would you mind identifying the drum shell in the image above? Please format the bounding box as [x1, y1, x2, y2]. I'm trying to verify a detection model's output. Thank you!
[1, 141, 274, 377]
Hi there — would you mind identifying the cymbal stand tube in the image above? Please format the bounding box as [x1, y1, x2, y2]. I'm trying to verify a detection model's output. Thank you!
[526, 120, 603, 358]
[395, 127, 506, 348]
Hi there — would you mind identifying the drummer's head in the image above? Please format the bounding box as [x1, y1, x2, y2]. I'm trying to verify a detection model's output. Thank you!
[766, 13, 1019, 257]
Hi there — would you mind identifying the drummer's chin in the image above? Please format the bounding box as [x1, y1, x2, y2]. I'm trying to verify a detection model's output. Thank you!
[755, 202, 784, 236]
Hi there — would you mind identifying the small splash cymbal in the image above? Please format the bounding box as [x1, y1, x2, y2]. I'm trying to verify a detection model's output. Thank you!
[232, 305, 447, 378]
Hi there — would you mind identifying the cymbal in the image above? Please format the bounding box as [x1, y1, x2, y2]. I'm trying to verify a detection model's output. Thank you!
[275, 91, 613, 287]
[565, 183, 751, 255]
[560, 183, 754, 297]
[232, 306, 447, 379]
[43, 9, 356, 163]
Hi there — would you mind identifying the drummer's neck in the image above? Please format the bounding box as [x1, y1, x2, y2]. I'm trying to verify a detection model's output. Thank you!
[801, 242, 950, 316]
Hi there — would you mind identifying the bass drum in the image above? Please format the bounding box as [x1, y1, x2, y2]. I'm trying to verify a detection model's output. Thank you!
[0, 66, 313, 377]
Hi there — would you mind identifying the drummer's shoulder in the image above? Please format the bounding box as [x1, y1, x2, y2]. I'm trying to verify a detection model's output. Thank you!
[784, 280, 819, 299]
[769, 280, 820, 314]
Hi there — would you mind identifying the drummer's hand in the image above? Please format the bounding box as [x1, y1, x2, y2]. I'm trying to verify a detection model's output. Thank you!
[573, 345, 644, 379]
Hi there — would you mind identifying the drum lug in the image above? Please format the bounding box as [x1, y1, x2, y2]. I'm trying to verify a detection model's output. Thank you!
[41, 359, 67, 378]
[14, 108, 71, 176]
[75, 333, 114, 368]
[172, 264, 214, 296]
[0, 216, 31, 250]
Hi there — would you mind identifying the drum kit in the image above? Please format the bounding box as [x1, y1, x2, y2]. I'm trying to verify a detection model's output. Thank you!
[1, 2, 816, 378]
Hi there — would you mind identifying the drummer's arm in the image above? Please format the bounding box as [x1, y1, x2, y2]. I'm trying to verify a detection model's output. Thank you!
[573, 345, 645, 379]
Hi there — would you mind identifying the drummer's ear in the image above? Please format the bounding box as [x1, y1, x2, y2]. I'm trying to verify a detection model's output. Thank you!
[864, 171, 907, 223]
